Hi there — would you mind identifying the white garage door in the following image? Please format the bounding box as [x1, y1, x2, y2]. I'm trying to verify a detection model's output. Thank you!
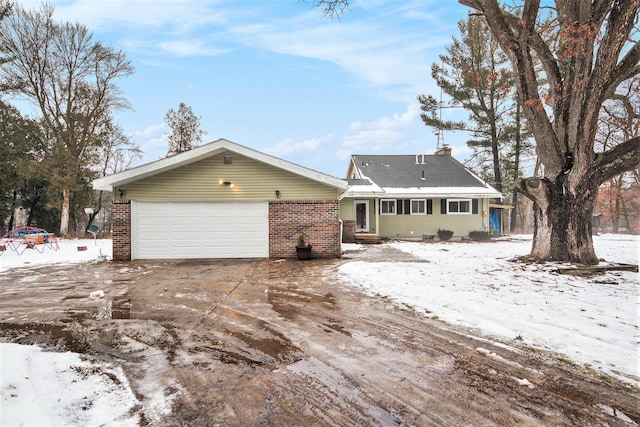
[132, 201, 269, 259]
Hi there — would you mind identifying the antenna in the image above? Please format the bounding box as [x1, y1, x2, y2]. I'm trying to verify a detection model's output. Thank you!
[436, 86, 445, 150]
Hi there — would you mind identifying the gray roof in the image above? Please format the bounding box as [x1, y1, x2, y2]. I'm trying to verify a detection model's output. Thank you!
[352, 154, 488, 188]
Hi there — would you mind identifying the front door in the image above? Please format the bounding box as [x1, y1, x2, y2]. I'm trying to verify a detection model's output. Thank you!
[355, 200, 369, 232]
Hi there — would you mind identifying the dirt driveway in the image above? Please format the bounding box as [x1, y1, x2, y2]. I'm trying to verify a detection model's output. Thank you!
[1, 248, 638, 426]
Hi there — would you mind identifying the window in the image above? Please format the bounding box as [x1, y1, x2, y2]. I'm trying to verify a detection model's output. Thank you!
[447, 199, 471, 214]
[381, 199, 396, 215]
[223, 155, 233, 165]
[411, 199, 426, 214]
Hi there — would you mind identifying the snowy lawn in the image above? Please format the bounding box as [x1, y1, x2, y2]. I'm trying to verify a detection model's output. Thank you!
[338, 234, 639, 387]
[0, 238, 112, 272]
[0, 343, 141, 426]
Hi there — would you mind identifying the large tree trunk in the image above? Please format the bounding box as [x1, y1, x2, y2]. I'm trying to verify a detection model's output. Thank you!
[517, 176, 599, 264]
[60, 188, 70, 237]
[457, 1, 640, 265]
[8, 190, 18, 231]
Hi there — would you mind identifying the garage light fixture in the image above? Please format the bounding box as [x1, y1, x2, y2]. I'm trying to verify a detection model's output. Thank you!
[219, 179, 234, 188]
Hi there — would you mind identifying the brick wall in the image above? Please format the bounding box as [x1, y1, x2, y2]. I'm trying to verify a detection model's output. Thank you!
[269, 200, 341, 258]
[112, 200, 131, 261]
[342, 220, 356, 243]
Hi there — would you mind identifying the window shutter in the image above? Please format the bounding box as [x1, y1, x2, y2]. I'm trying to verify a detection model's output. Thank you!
[404, 200, 411, 215]
[441, 199, 447, 214]
[397, 200, 403, 215]
[427, 199, 433, 215]
[472, 199, 479, 214]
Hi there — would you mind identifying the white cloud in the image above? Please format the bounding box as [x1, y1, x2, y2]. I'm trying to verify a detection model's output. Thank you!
[129, 123, 168, 164]
[349, 103, 419, 131]
[34, 0, 227, 33]
[29, 1, 463, 97]
[265, 136, 330, 157]
[337, 103, 421, 158]
[158, 41, 229, 57]
[233, 3, 462, 102]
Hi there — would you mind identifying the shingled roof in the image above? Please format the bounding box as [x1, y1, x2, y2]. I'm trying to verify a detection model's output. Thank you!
[342, 153, 501, 198]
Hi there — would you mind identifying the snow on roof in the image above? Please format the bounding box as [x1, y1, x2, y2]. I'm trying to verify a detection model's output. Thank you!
[346, 154, 502, 198]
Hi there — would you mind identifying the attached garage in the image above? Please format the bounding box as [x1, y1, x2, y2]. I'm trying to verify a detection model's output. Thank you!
[93, 139, 348, 261]
[132, 201, 268, 259]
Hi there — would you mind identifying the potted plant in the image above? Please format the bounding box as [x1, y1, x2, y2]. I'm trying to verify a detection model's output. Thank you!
[296, 234, 312, 260]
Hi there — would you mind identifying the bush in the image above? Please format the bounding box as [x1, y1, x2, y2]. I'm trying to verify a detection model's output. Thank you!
[437, 229, 453, 241]
[469, 231, 490, 241]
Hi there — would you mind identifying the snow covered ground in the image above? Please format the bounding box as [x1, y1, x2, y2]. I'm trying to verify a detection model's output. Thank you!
[339, 234, 640, 387]
[0, 238, 111, 272]
[0, 343, 141, 426]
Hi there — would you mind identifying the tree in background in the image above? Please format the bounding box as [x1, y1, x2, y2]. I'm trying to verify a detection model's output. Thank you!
[595, 78, 640, 234]
[0, 3, 134, 237]
[316, 0, 639, 264]
[0, 99, 50, 233]
[418, 15, 534, 231]
[165, 102, 206, 156]
[419, 16, 512, 194]
[91, 116, 141, 235]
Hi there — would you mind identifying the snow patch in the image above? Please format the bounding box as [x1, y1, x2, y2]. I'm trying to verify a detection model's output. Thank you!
[0, 343, 141, 426]
[338, 234, 640, 386]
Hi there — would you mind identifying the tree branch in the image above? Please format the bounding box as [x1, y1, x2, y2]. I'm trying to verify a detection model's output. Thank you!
[589, 1, 640, 105]
[607, 41, 640, 97]
[469, 1, 564, 174]
[594, 136, 640, 184]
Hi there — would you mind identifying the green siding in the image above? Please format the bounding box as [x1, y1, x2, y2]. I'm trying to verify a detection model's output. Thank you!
[339, 199, 354, 220]
[341, 197, 490, 237]
[118, 152, 339, 201]
[340, 198, 377, 233]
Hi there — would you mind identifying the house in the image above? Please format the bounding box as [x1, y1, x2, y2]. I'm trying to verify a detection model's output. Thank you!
[339, 146, 502, 242]
[93, 138, 348, 261]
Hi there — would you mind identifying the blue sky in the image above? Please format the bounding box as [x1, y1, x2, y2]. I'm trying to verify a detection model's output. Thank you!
[19, 0, 473, 178]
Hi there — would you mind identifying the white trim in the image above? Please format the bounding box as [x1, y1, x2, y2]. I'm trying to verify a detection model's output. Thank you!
[355, 200, 370, 232]
[94, 138, 348, 192]
[447, 198, 472, 215]
[410, 199, 427, 215]
[380, 199, 396, 215]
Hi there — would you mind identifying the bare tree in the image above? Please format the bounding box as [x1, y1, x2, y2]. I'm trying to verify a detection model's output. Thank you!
[164, 102, 206, 156]
[595, 78, 640, 234]
[89, 116, 141, 232]
[454, 1, 640, 264]
[0, 3, 134, 236]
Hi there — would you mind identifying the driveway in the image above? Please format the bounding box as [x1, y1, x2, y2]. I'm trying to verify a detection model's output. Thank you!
[0, 250, 638, 426]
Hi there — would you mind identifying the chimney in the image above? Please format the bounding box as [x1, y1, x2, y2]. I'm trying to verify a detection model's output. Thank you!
[435, 144, 452, 156]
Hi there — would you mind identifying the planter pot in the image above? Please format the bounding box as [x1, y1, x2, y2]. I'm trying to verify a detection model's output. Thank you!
[296, 247, 312, 260]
